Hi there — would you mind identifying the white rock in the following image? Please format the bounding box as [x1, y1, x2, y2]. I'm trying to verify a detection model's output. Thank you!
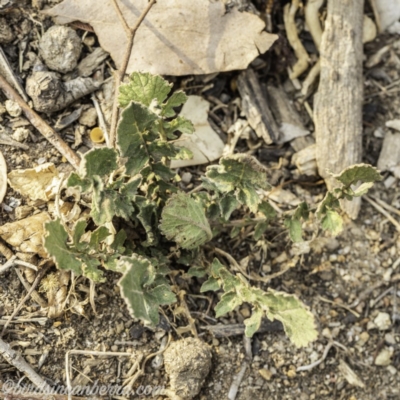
[79, 107, 97, 127]
[12, 127, 30, 142]
[5, 100, 22, 117]
[375, 347, 393, 366]
[374, 312, 392, 331]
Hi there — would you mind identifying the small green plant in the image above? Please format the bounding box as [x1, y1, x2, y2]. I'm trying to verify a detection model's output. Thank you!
[44, 72, 382, 347]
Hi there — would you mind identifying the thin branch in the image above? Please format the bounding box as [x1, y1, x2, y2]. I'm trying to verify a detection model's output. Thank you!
[1, 263, 51, 337]
[0, 74, 81, 170]
[0, 337, 53, 392]
[109, 0, 157, 147]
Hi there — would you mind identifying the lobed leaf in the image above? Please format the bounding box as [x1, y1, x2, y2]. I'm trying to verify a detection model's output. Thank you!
[332, 164, 382, 188]
[160, 193, 212, 249]
[118, 255, 176, 326]
[119, 72, 172, 108]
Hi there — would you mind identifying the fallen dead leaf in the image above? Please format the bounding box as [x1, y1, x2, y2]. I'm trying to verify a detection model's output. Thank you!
[0, 211, 51, 257]
[8, 163, 60, 202]
[44, 0, 277, 76]
[0, 149, 7, 204]
[171, 96, 224, 168]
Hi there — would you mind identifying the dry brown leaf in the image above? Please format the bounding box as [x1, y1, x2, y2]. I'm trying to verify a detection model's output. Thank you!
[8, 162, 60, 202]
[171, 96, 224, 168]
[44, 0, 277, 76]
[0, 212, 50, 257]
[0, 149, 7, 204]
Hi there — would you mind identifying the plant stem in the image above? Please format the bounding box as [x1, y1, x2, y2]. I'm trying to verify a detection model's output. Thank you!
[109, 0, 157, 147]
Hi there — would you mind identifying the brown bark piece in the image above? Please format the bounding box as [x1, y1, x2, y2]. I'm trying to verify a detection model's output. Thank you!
[237, 68, 279, 145]
[314, 0, 364, 219]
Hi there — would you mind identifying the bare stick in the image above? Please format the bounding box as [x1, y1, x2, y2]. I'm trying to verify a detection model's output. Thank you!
[0, 74, 81, 170]
[14, 266, 48, 308]
[1, 263, 51, 337]
[0, 337, 52, 392]
[108, 0, 157, 147]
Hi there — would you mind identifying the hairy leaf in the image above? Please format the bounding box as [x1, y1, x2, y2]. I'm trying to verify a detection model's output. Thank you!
[44, 219, 82, 275]
[119, 72, 172, 108]
[321, 210, 343, 236]
[332, 164, 382, 188]
[208, 258, 317, 347]
[160, 193, 212, 249]
[117, 101, 159, 175]
[81, 148, 118, 180]
[205, 154, 270, 212]
[118, 255, 176, 326]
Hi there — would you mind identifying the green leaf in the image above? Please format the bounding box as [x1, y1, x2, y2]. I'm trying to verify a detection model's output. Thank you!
[215, 292, 243, 317]
[119, 72, 172, 108]
[135, 196, 158, 246]
[258, 289, 318, 348]
[284, 217, 302, 243]
[165, 116, 194, 135]
[254, 221, 269, 240]
[321, 210, 343, 236]
[173, 146, 193, 160]
[81, 148, 118, 180]
[67, 172, 91, 192]
[116, 101, 159, 175]
[163, 91, 187, 117]
[44, 219, 82, 275]
[293, 202, 309, 221]
[350, 181, 375, 197]
[316, 192, 340, 218]
[258, 200, 276, 219]
[118, 255, 176, 326]
[209, 258, 317, 347]
[160, 193, 212, 249]
[89, 226, 110, 249]
[332, 164, 382, 188]
[187, 265, 208, 278]
[219, 194, 239, 220]
[200, 276, 220, 292]
[244, 307, 263, 337]
[205, 154, 270, 213]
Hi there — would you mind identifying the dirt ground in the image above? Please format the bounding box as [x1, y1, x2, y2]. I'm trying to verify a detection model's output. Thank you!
[1, 1, 400, 400]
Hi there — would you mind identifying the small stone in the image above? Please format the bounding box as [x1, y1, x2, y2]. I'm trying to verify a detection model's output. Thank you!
[79, 107, 97, 127]
[240, 306, 251, 318]
[387, 365, 397, 375]
[259, 368, 273, 381]
[358, 331, 369, 345]
[12, 127, 30, 142]
[385, 333, 396, 345]
[0, 18, 14, 44]
[181, 172, 192, 184]
[39, 25, 82, 73]
[5, 100, 22, 117]
[374, 312, 391, 331]
[164, 338, 212, 399]
[375, 347, 393, 366]
[111, 345, 118, 352]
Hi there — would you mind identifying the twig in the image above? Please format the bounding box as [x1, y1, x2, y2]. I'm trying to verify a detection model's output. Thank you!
[0, 74, 81, 169]
[228, 361, 248, 400]
[283, 0, 310, 80]
[318, 296, 360, 318]
[14, 266, 48, 308]
[0, 255, 17, 275]
[296, 341, 333, 372]
[0, 337, 52, 392]
[0, 317, 48, 326]
[364, 195, 400, 233]
[1, 263, 51, 337]
[108, 0, 157, 147]
[91, 94, 109, 146]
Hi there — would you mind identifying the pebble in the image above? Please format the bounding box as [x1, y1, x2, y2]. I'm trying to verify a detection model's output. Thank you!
[0, 17, 14, 44]
[259, 368, 273, 381]
[358, 331, 369, 346]
[374, 312, 391, 330]
[181, 172, 192, 184]
[375, 347, 393, 366]
[384, 333, 396, 345]
[5, 100, 22, 117]
[79, 107, 98, 127]
[39, 25, 82, 73]
[12, 127, 30, 142]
